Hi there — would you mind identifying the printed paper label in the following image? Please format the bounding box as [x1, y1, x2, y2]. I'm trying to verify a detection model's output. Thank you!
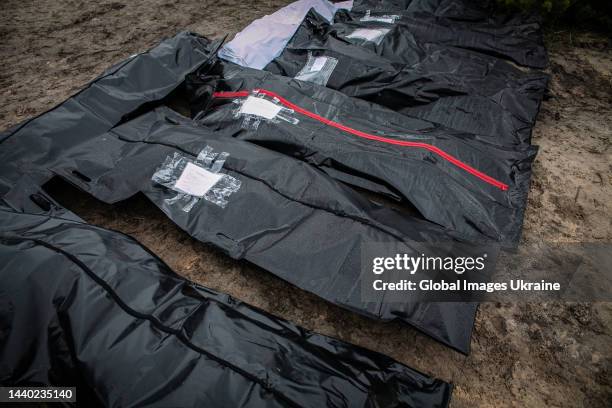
[361, 10, 399, 23]
[174, 162, 223, 197]
[310, 56, 328, 72]
[346, 28, 390, 43]
[364, 16, 396, 23]
[239, 96, 283, 120]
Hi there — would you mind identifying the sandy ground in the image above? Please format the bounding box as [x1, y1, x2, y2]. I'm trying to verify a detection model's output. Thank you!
[1, 1, 611, 407]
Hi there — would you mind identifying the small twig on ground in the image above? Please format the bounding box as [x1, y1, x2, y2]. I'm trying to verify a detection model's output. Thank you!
[574, 186, 581, 202]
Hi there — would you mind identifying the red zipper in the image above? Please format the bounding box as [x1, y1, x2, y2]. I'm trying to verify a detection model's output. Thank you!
[213, 89, 509, 191]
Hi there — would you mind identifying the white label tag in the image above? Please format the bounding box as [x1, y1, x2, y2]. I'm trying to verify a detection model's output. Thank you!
[174, 162, 223, 197]
[310, 56, 327, 72]
[346, 28, 390, 42]
[368, 16, 395, 23]
[361, 10, 399, 23]
[239, 96, 283, 120]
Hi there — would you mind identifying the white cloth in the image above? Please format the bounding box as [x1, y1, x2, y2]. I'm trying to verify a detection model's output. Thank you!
[219, 0, 353, 69]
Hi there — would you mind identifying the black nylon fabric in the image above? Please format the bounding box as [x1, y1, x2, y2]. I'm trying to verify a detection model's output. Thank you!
[0, 97, 480, 352]
[353, 0, 488, 17]
[0, 32, 481, 352]
[354, 0, 473, 14]
[332, 7, 547, 69]
[0, 207, 453, 407]
[186, 61, 537, 245]
[0, 2, 548, 366]
[351, 0, 542, 26]
[265, 9, 549, 146]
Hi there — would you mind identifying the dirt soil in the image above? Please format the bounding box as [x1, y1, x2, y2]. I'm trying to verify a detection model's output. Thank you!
[1, 1, 611, 407]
